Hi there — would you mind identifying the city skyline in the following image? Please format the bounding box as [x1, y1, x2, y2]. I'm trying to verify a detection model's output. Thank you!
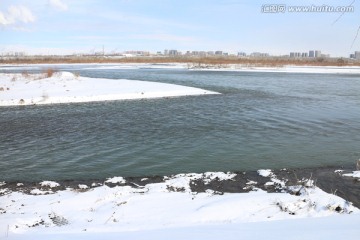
[0, 0, 359, 57]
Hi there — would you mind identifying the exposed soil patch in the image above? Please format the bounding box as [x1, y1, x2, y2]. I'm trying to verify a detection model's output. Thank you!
[1, 166, 359, 207]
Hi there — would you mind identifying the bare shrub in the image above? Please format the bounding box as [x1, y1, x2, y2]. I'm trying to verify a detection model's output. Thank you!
[44, 68, 56, 78]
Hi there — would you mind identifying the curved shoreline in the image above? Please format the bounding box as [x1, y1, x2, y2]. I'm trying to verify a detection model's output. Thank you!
[2, 63, 360, 74]
[1, 166, 359, 207]
[0, 166, 359, 238]
[0, 72, 219, 106]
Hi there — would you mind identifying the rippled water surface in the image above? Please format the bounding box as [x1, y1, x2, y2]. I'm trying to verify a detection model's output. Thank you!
[1, 65, 360, 181]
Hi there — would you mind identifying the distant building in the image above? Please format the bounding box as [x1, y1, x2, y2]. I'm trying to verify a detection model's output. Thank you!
[215, 51, 223, 55]
[350, 53, 355, 59]
[302, 53, 308, 58]
[123, 51, 149, 56]
[315, 50, 321, 58]
[309, 50, 315, 58]
[13, 52, 25, 57]
[207, 51, 215, 55]
[309, 50, 321, 58]
[250, 52, 269, 57]
[355, 51, 360, 60]
[199, 51, 207, 56]
[168, 50, 178, 56]
[237, 52, 246, 57]
[290, 52, 304, 58]
[164, 49, 169, 55]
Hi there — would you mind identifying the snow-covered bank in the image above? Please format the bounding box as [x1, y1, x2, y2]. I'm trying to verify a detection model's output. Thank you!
[79, 63, 360, 74]
[189, 64, 360, 74]
[2, 63, 360, 74]
[340, 170, 360, 179]
[0, 72, 219, 106]
[0, 171, 358, 239]
[76, 63, 360, 74]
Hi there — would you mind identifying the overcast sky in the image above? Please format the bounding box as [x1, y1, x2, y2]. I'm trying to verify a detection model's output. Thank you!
[0, 0, 358, 56]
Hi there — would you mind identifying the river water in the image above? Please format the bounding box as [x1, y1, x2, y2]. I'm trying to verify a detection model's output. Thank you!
[1, 64, 359, 181]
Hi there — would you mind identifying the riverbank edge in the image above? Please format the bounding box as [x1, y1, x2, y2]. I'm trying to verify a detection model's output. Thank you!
[1, 165, 359, 207]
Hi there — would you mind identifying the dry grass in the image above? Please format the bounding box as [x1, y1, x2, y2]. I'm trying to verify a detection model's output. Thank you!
[44, 68, 55, 78]
[1, 56, 359, 67]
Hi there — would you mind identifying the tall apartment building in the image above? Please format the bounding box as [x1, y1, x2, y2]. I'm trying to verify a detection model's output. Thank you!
[355, 51, 360, 60]
[309, 50, 315, 58]
[309, 50, 321, 58]
[168, 50, 178, 56]
[290, 52, 306, 58]
[315, 50, 322, 58]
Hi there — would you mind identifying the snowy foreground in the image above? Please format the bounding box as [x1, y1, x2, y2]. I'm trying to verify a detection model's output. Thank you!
[0, 170, 359, 239]
[0, 72, 218, 106]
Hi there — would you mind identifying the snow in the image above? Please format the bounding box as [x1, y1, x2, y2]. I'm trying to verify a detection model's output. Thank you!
[201, 172, 236, 184]
[0, 188, 9, 194]
[189, 65, 360, 74]
[257, 169, 288, 189]
[29, 189, 54, 195]
[105, 177, 126, 184]
[83, 63, 188, 70]
[3, 214, 360, 240]
[246, 180, 257, 185]
[78, 184, 89, 189]
[0, 172, 358, 239]
[40, 181, 60, 188]
[264, 181, 275, 186]
[342, 171, 360, 178]
[0, 71, 219, 106]
[39, 63, 360, 74]
[257, 169, 273, 177]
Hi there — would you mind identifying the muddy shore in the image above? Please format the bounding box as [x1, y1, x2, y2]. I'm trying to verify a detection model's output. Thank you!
[1, 166, 359, 208]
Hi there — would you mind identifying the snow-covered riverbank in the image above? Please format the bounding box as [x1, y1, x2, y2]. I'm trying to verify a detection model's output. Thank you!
[1, 170, 359, 239]
[0, 71, 218, 106]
